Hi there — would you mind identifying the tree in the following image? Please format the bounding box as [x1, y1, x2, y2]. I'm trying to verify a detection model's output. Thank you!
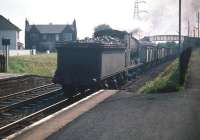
[94, 24, 112, 32]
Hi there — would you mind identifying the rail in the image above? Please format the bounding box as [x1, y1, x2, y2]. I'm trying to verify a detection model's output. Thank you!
[0, 84, 61, 113]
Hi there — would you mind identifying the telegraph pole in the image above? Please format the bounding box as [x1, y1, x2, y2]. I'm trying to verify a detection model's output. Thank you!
[179, 0, 181, 53]
[198, 11, 199, 38]
[193, 27, 196, 37]
[188, 20, 190, 37]
[178, 0, 181, 85]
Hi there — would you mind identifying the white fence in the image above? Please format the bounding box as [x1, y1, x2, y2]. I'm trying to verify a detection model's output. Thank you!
[9, 49, 36, 56]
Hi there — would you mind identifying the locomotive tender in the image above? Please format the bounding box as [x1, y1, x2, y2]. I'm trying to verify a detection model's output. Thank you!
[53, 30, 179, 96]
[54, 42, 127, 95]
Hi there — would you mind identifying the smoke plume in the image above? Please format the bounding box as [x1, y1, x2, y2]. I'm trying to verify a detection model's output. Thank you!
[133, 0, 200, 37]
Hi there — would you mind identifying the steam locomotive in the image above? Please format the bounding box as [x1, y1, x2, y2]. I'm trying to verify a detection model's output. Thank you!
[53, 29, 179, 97]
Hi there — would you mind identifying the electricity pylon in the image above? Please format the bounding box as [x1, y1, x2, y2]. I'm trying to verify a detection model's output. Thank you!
[133, 0, 147, 19]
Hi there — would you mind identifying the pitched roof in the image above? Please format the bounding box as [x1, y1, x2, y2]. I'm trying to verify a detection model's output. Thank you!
[30, 24, 74, 34]
[0, 15, 21, 31]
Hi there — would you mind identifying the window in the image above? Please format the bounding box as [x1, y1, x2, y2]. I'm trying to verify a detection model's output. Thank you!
[56, 34, 59, 41]
[42, 34, 47, 40]
[63, 33, 72, 41]
[31, 33, 39, 41]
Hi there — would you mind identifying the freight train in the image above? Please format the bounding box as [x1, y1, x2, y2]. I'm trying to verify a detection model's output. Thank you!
[183, 36, 200, 49]
[53, 29, 179, 97]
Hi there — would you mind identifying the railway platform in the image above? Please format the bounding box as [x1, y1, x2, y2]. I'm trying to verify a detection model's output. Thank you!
[5, 49, 200, 140]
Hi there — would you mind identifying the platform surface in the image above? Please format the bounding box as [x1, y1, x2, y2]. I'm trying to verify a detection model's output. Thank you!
[46, 91, 200, 140]
[46, 49, 200, 140]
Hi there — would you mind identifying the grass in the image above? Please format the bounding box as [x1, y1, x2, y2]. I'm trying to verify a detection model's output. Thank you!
[8, 53, 57, 77]
[139, 59, 182, 93]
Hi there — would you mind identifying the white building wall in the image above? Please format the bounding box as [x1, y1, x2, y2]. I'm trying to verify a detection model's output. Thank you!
[9, 50, 32, 56]
[0, 30, 17, 50]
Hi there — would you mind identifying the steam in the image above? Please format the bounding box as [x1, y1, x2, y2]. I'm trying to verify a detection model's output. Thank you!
[183, 0, 200, 35]
[132, 0, 200, 37]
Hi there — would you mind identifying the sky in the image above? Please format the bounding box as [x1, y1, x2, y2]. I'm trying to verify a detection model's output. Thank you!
[0, 0, 198, 43]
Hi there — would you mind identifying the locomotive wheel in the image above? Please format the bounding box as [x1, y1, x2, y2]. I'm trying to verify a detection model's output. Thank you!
[118, 74, 125, 85]
[116, 75, 122, 86]
[113, 79, 118, 89]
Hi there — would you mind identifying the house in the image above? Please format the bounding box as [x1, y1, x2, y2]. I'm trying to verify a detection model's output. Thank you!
[0, 15, 22, 50]
[25, 19, 77, 52]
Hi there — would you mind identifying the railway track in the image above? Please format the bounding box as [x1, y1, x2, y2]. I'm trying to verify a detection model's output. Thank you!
[0, 75, 52, 97]
[0, 83, 65, 138]
[0, 83, 61, 112]
[0, 85, 93, 139]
